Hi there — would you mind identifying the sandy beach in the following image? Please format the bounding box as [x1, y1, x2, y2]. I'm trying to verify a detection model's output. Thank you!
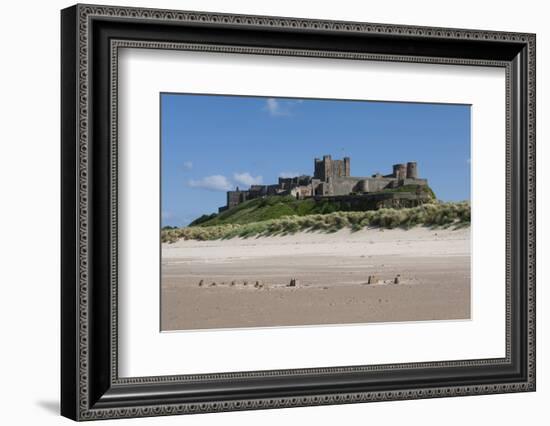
[161, 226, 470, 331]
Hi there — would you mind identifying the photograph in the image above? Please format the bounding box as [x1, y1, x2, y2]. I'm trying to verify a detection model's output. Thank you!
[160, 94, 472, 331]
[58, 3, 536, 420]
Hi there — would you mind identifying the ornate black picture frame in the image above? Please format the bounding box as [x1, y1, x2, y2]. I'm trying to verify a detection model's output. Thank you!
[61, 4, 536, 421]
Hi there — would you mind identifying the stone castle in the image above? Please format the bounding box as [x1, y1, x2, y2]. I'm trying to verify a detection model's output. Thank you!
[220, 155, 429, 212]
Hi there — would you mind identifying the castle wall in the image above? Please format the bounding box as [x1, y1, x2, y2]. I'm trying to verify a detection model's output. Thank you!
[227, 191, 246, 208]
[312, 192, 432, 211]
[311, 179, 322, 195]
[329, 176, 398, 195]
[328, 177, 359, 195]
[361, 177, 398, 192]
[315, 182, 327, 196]
[266, 184, 280, 196]
[402, 178, 427, 186]
[290, 185, 313, 199]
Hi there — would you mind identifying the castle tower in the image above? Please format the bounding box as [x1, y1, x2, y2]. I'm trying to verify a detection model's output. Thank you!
[314, 158, 321, 179]
[392, 163, 407, 180]
[314, 155, 349, 181]
[343, 157, 351, 176]
[406, 162, 418, 179]
[323, 155, 332, 181]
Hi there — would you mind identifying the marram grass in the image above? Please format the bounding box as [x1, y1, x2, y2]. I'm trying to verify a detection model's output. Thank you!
[162, 202, 470, 243]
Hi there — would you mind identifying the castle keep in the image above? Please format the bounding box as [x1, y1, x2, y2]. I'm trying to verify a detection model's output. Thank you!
[220, 155, 429, 212]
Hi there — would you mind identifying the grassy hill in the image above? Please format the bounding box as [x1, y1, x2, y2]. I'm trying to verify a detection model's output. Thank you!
[190, 195, 336, 227]
[190, 185, 436, 227]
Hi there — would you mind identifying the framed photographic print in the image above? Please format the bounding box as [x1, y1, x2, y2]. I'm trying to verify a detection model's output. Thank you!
[61, 4, 536, 421]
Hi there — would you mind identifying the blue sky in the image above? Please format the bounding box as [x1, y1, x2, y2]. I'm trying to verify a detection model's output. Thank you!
[161, 94, 470, 227]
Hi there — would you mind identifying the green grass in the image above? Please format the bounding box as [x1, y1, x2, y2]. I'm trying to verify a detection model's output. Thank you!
[191, 195, 318, 227]
[162, 201, 470, 243]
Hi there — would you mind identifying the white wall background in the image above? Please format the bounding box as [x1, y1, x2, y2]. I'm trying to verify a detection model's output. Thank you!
[0, 0, 546, 424]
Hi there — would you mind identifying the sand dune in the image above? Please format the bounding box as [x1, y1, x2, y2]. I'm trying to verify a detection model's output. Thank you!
[161, 226, 470, 331]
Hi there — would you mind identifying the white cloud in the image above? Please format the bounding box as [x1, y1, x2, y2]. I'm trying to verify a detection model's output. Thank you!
[265, 98, 296, 117]
[233, 172, 263, 186]
[278, 171, 302, 178]
[187, 175, 233, 191]
[183, 161, 193, 170]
